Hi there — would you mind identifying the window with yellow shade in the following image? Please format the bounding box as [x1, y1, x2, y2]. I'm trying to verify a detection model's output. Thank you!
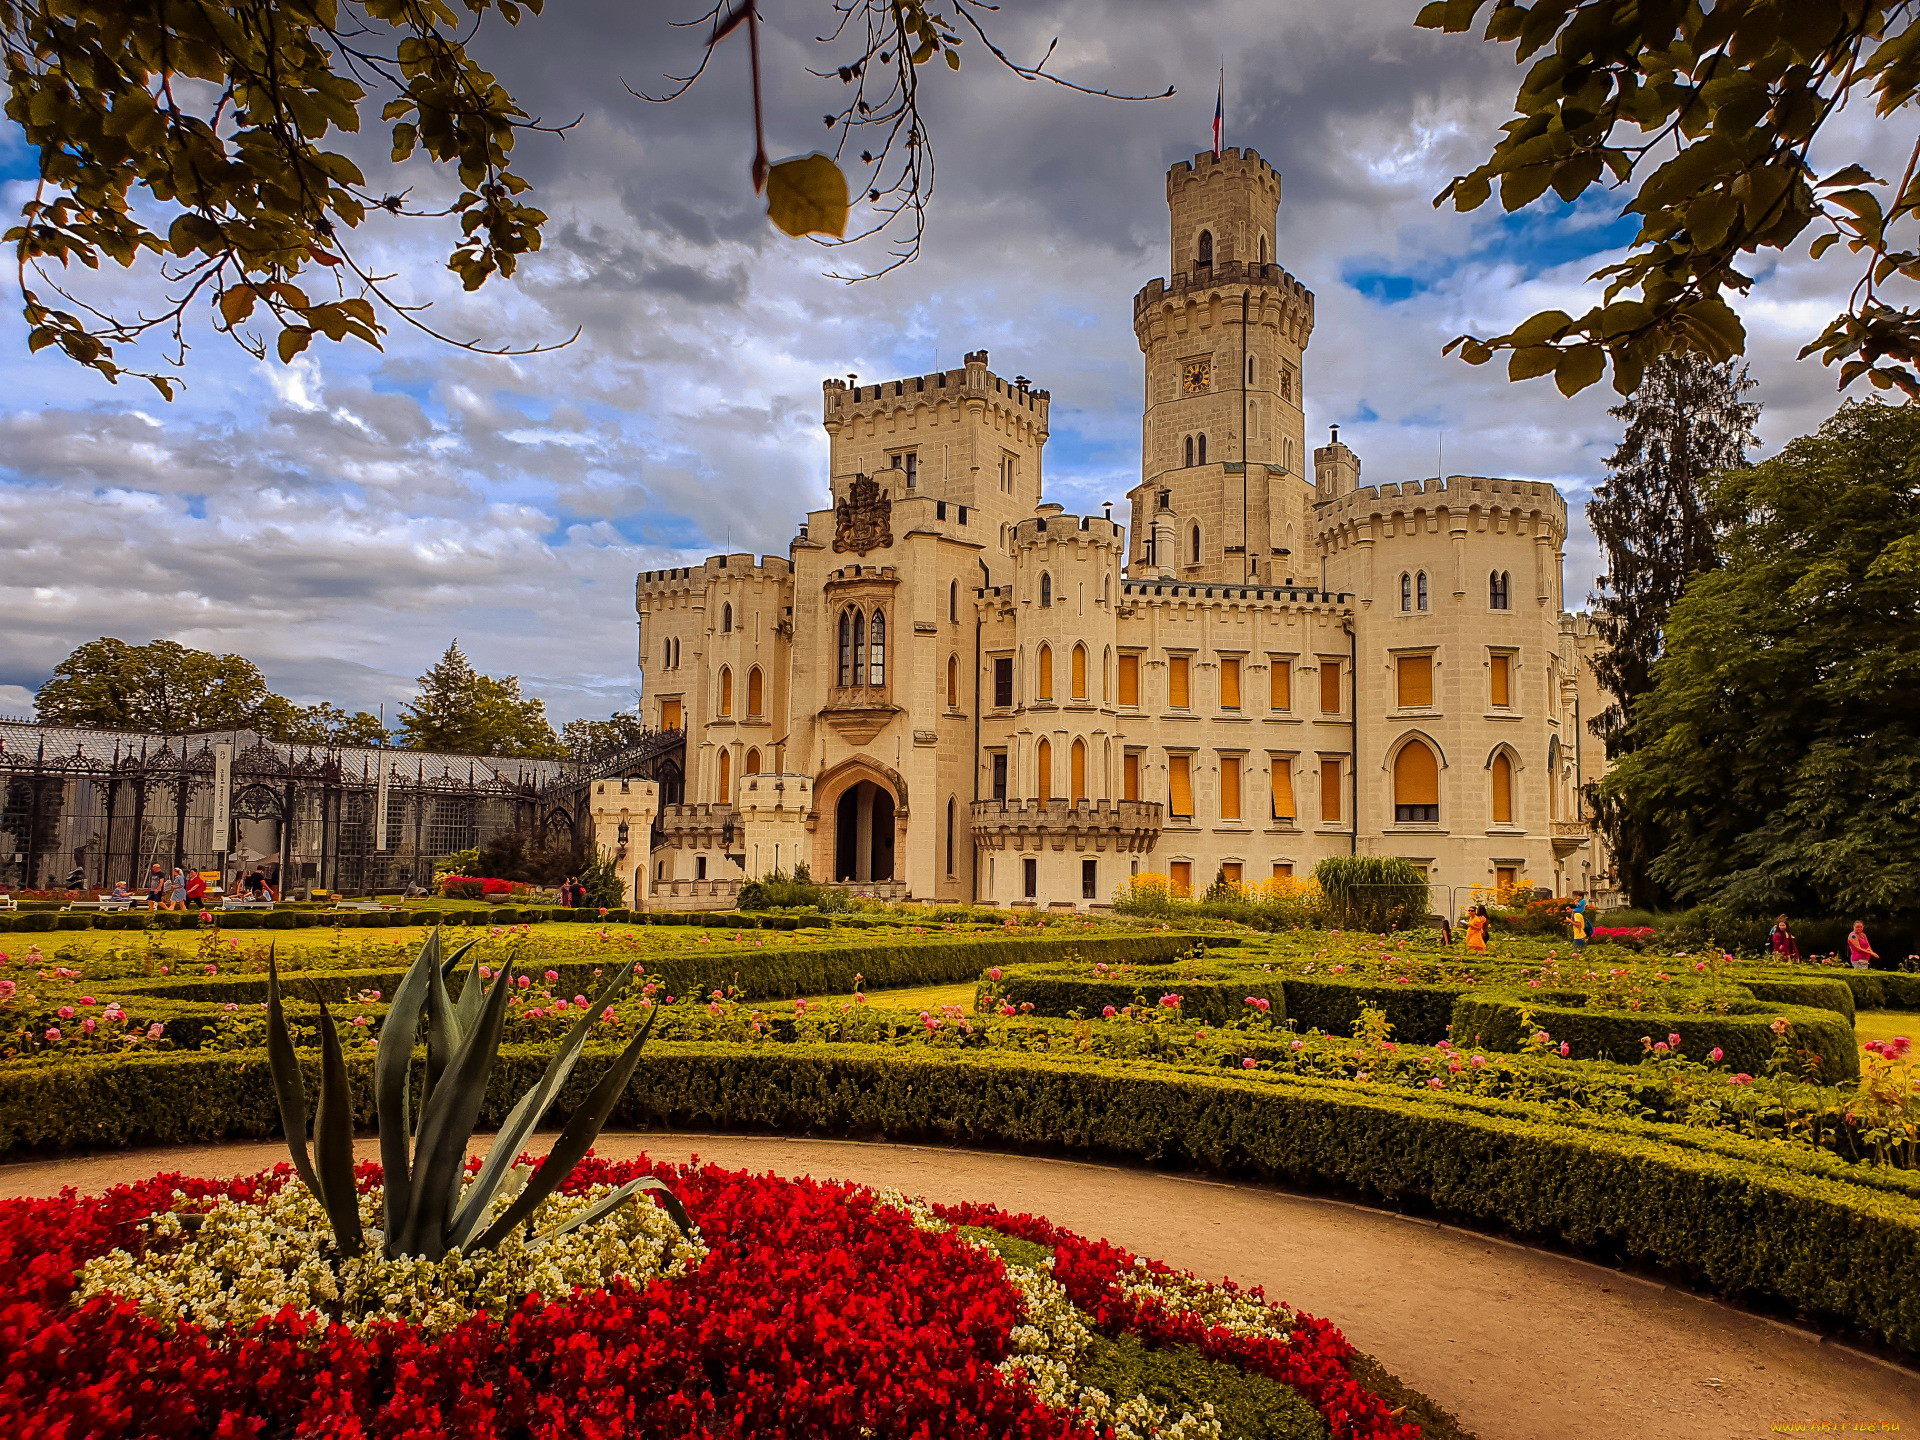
[1118, 653, 1141, 706]
[1071, 644, 1088, 701]
[1037, 645, 1054, 701]
[1489, 652, 1512, 708]
[1395, 654, 1433, 708]
[746, 666, 764, 717]
[718, 667, 734, 717]
[660, 698, 683, 730]
[716, 748, 732, 802]
[1168, 753, 1194, 817]
[1271, 862, 1294, 880]
[1269, 755, 1296, 821]
[1220, 656, 1242, 709]
[1070, 738, 1088, 802]
[1219, 754, 1242, 820]
[1123, 751, 1141, 801]
[1221, 862, 1243, 887]
[1491, 750, 1515, 824]
[1169, 861, 1193, 896]
[1318, 659, 1341, 714]
[1393, 739, 1440, 823]
[1268, 656, 1292, 711]
[1168, 655, 1191, 709]
[1319, 758, 1343, 823]
[1035, 738, 1053, 802]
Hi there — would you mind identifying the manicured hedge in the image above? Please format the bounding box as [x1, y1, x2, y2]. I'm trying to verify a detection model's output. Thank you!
[1450, 995, 1860, 1082]
[3, 1042, 1916, 1357]
[115, 931, 1229, 1009]
[1740, 976, 1858, 1023]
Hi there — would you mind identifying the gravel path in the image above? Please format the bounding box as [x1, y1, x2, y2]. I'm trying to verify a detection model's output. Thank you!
[3, 1131, 1915, 1440]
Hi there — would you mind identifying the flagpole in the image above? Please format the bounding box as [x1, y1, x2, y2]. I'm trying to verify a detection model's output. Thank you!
[1212, 67, 1225, 159]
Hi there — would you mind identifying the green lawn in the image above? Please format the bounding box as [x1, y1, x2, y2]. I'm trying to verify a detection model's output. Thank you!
[1856, 1009, 1919, 1056]
[788, 981, 981, 1013]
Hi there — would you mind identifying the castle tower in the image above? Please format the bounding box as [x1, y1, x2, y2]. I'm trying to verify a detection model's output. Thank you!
[1129, 149, 1316, 587]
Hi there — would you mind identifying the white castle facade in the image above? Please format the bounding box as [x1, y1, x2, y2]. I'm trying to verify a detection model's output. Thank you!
[612, 148, 1610, 912]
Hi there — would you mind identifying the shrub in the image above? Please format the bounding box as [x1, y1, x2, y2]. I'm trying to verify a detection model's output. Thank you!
[1312, 857, 1430, 932]
[736, 865, 850, 912]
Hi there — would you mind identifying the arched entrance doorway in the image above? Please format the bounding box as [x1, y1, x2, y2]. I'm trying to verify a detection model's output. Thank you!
[834, 781, 896, 882]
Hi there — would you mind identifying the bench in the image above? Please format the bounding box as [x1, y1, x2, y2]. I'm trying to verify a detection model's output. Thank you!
[222, 897, 276, 910]
[0, 896, 15, 912]
[62, 898, 137, 912]
[331, 901, 393, 913]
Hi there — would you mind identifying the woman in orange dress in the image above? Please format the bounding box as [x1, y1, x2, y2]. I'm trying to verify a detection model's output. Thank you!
[1466, 905, 1490, 954]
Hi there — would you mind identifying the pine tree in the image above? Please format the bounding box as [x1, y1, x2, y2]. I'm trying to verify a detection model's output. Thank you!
[397, 641, 563, 759]
[1587, 353, 1759, 905]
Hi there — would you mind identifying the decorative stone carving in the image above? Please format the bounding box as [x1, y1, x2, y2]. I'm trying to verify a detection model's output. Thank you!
[833, 474, 893, 555]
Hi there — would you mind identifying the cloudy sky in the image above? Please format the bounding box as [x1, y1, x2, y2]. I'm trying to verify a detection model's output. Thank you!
[0, 0, 1886, 725]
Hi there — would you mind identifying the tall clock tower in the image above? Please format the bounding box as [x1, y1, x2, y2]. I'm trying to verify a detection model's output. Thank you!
[1128, 148, 1316, 584]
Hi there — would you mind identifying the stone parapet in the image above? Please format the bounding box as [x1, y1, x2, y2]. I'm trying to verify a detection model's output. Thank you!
[970, 799, 1164, 854]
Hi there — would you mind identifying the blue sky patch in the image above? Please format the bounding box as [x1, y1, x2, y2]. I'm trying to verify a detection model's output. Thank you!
[1343, 195, 1640, 305]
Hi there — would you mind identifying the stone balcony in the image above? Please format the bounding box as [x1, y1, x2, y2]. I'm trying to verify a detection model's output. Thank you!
[1549, 819, 1591, 846]
[970, 799, 1164, 854]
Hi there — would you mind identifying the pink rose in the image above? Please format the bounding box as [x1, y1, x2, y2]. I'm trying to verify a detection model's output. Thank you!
[57, 1006, 74, 1020]
[1708, 1047, 1724, 1063]
[147, 1022, 164, 1038]
[44, 1028, 60, 1041]
[545, 970, 559, 984]
[1101, 1005, 1118, 1018]
[1729, 1073, 1754, 1087]
[1557, 1042, 1570, 1058]
[1242, 1058, 1257, 1070]
[79, 995, 94, 1006]
[987, 968, 1003, 982]
[1667, 1033, 1682, 1048]
[601, 1006, 616, 1023]
[517, 975, 531, 990]
[1289, 1039, 1305, 1051]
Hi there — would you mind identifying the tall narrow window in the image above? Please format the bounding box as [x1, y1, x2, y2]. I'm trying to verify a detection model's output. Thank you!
[1269, 656, 1292, 710]
[1169, 754, 1194, 817]
[1220, 656, 1242, 709]
[1396, 655, 1433, 708]
[1070, 738, 1088, 803]
[1319, 758, 1343, 823]
[721, 603, 732, 633]
[1393, 741, 1440, 823]
[1319, 659, 1342, 715]
[950, 579, 959, 622]
[1491, 752, 1515, 825]
[947, 653, 959, 708]
[1270, 756, 1296, 821]
[1023, 857, 1038, 898]
[1169, 655, 1191, 709]
[1197, 229, 1213, 266]
[993, 657, 1014, 707]
[1103, 645, 1113, 700]
[744, 747, 762, 775]
[1082, 857, 1098, 900]
[663, 637, 672, 667]
[1490, 570, 1511, 609]
[1401, 572, 1412, 611]
[1417, 572, 1429, 611]
[1036, 738, 1053, 802]
[1248, 354, 1257, 385]
[1219, 755, 1243, 821]
[1123, 751, 1141, 801]
[991, 751, 1009, 801]
[1184, 435, 1194, 468]
[716, 748, 732, 803]
[1489, 652, 1512, 708]
[1039, 572, 1053, 608]
[868, 609, 886, 686]
[945, 796, 956, 874]
[1071, 644, 1088, 700]
[746, 666, 764, 716]
[1037, 644, 1054, 701]
[1118, 653, 1141, 706]
[1197, 433, 1208, 466]
[718, 667, 734, 717]
[1189, 524, 1202, 565]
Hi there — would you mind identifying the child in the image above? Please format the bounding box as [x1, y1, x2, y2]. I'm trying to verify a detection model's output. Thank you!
[1570, 906, 1587, 951]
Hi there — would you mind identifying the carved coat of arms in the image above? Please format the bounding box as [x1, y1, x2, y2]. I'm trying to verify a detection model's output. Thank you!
[833, 473, 893, 555]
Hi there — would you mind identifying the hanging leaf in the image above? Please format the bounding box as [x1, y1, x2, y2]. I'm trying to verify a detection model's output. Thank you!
[766, 153, 849, 239]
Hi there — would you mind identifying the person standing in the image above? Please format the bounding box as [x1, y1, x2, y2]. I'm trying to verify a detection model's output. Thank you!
[145, 864, 167, 912]
[185, 870, 207, 908]
[1848, 922, 1880, 969]
[1769, 915, 1801, 960]
[166, 867, 188, 911]
[1466, 904, 1490, 955]
[1570, 905, 1588, 951]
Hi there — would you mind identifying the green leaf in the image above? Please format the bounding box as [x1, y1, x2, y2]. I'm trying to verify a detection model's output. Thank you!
[312, 998, 366, 1256]
[1509, 345, 1560, 381]
[1509, 309, 1574, 346]
[375, 929, 441, 1254]
[1554, 344, 1606, 396]
[277, 327, 314, 363]
[535, 1175, 693, 1244]
[766, 153, 849, 239]
[471, 1005, 662, 1253]
[265, 949, 321, 1195]
[1809, 232, 1840, 259]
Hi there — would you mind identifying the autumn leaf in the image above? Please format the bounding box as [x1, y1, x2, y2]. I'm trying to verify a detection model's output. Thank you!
[766, 153, 849, 239]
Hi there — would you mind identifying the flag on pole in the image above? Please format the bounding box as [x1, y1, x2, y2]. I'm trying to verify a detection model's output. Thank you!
[1212, 70, 1224, 158]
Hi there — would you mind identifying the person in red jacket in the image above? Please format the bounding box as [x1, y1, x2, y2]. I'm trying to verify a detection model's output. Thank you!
[185, 870, 207, 906]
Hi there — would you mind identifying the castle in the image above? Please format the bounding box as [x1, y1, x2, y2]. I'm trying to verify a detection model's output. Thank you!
[618, 148, 1610, 913]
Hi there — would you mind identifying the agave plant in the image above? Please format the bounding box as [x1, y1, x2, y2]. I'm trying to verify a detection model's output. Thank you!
[266, 930, 688, 1260]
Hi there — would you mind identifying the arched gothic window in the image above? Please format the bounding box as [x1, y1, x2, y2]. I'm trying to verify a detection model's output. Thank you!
[1490, 750, 1515, 825]
[868, 609, 886, 686]
[1490, 570, 1512, 609]
[1248, 354, 1257, 385]
[1197, 433, 1208, 466]
[1190, 524, 1202, 566]
[1037, 644, 1055, 702]
[744, 747, 762, 776]
[1070, 738, 1088, 803]
[746, 666, 764, 717]
[718, 667, 734, 717]
[1400, 572, 1412, 612]
[1416, 572, 1429, 611]
[1071, 644, 1088, 701]
[1184, 435, 1194, 468]
[721, 603, 732, 633]
[1259, 235, 1268, 264]
[1197, 230, 1213, 266]
[1036, 738, 1054, 802]
[947, 653, 959, 708]
[1393, 739, 1440, 823]
[663, 637, 672, 667]
[949, 579, 958, 622]
[837, 610, 854, 687]
[716, 747, 732, 803]
[1039, 572, 1053, 608]
[945, 796, 956, 875]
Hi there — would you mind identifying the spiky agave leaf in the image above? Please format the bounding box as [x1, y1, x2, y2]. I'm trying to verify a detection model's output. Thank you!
[534, 1175, 693, 1245]
[311, 997, 365, 1257]
[470, 1005, 661, 1254]
[444, 964, 636, 1250]
[264, 948, 320, 1195]
[402, 958, 517, 1260]
[374, 929, 442, 1256]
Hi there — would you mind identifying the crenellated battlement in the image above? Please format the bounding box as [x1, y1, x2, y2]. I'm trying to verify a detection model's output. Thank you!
[822, 347, 1049, 432]
[1009, 510, 1126, 550]
[1132, 261, 1314, 327]
[1312, 474, 1568, 543]
[1167, 147, 1279, 192]
[636, 553, 794, 598]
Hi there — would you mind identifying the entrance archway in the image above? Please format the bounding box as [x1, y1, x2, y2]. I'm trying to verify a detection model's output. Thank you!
[834, 781, 896, 882]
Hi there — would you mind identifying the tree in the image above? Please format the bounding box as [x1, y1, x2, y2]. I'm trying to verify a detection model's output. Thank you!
[397, 640, 563, 758]
[1601, 400, 1920, 923]
[1587, 353, 1759, 905]
[561, 707, 652, 764]
[1421, 0, 1920, 398]
[270, 701, 393, 749]
[5, 1, 1157, 391]
[35, 637, 278, 732]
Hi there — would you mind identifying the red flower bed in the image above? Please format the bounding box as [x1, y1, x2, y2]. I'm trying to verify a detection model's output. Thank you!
[0, 1158, 1418, 1439]
[438, 876, 520, 900]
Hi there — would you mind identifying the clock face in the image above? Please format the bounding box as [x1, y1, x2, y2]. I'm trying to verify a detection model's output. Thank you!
[1182, 359, 1212, 395]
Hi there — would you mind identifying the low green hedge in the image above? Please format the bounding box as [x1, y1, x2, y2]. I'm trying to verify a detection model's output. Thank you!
[3, 1042, 1916, 1357]
[1741, 976, 1858, 1023]
[1450, 996, 1860, 1082]
[115, 932, 1226, 1009]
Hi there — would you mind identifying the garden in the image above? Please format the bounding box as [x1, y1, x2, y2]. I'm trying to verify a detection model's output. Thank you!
[1, 907, 1916, 1437]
